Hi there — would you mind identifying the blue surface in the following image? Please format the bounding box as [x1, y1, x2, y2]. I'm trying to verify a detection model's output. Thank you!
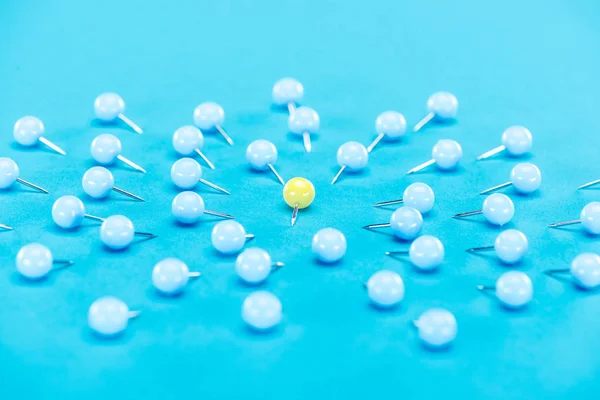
[2, 0, 600, 398]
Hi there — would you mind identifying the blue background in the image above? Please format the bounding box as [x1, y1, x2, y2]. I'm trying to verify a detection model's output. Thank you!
[1, 0, 600, 398]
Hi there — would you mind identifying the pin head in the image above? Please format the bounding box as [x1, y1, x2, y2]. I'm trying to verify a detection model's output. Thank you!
[171, 158, 202, 189]
[0, 157, 19, 189]
[212, 220, 248, 254]
[366, 270, 405, 308]
[288, 106, 320, 134]
[495, 271, 533, 309]
[482, 193, 514, 226]
[172, 125, 204, 155]
[13, 116, 44, 146]
[432, 139, 463, 170]
[570, 253, 600, 290]
[501, 126, 532, 156]
[94, 93, 125, 121]
[193, 102, 224, 131]
[91, 134, 122, 164]
[100, 215, 135, 250]
[580, 202, 600, 235]
[16, 243, 53, 279]
[403, 182, 435, 214]
[336, 141, 368, 170]
[82, 167, 114, 199]
[88, 296, 131, 336]
[390, 206, 423, 240]
[236, 248, 273, 284]
[510, 163, 541, 193]
[246, 139, 278, 170]
[409, 235, 444, 271]
[272, 78, 304, 106]
[312, 228, 347, 263]
[427, 92, 458, 120]
[152, 258, 191, 295]
[52, 195, 85, 229]
[172, 191, 205, 224]
[375, 111, 406, 139]
[494, 229, 528, 264]
[242, 291, 282, 331]
[283, 177, 315, 209]
[415, 308, 457, 348]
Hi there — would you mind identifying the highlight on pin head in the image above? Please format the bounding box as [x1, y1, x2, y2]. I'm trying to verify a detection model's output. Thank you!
[212, 220, 250, 255]
[312, 228, 347, 263]
[88, 296, 136, 337]
[480, 271, 533, 309]
[242, 291, 282, 331]
[236, 248, 278, 285]
[414, 308, 457, 349]
[390, 206, 423, 240]
[272, 78, 304, 109]
[366, 270, 405, 308]
[152, 258, 199, 295]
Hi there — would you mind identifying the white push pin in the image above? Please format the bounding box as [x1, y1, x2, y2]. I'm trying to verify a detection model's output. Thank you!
[331, 141, 369, 184]
[480, 163, 541, 195]
[82, 167, 144, 201]
[373, 182, 435, 214]
[152, 258, 201, 295]
[52, 195, 105, 229]
[16, 243, 73, 280]
[548, 202, 600, 235]
[477, 271, 533, 309]
[363, 206, 423, 240]
[94, 93, 143, 134]
[272, 78, 304, 114]
[172, 192, 234, 224]
[545, 253, 600, 290]
[367, 111, 407, 153]
[0, 157, 49, 194]
[288, 106, 319, 152]
[90, 134, 146, 173]
[466, 229, 528, 264]
[88, 296, 140, 337]
[172, 125, 215, 170]
[413, 92, 458, 132]
[386, 235, 444, 271]
[476, 126, 533, 161]
[246, 139, 285, 185]
[193, 102, 233, 146]
[170, 158, 230, 194]
[406, 140, 463, 175]
[13, 116, 66, 156]
[453, 193, 515, 226]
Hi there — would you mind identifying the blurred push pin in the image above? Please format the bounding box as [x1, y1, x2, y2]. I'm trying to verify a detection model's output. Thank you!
[94, 93, 143, 134]
[363, 206, 423, 240]
[13, 116, 66, 156]
[548, 202, 600, 235]
[82, 167, 144, 201]
[312, 228, 347, 263]
[368, 111, 406, 153]
[172, 191, 234, 224]
[242, 291, 282, 331]
[366, 270, 405, 308]
[152, 258, 201, 295]
[236, 248, 284, 285]
[480, 163, 541, 195]
[283, 177, 315, 226]
[0, 157, 48, 194]
[272, 78, 304, 114]
[171, 158, 229, 194]
[91, 134, 146, 173]
[193, 102, 233, 146]
[52, 195, 105, 229]
[172, 125, 215, 170]
[545, 253, 600, 290]
[476, 126, 533, 161]
[477, 271, 533, 309]
[386, 235, 444, 271]
[16, 243, 73, 280]
[407, 139, 463, 175]
[413, 92, 458, 132]
[413, 308, 457, 349]
[211, 220, 255, 255]
[0, 223, 12, 230]
[467, 229, 528, 264]
[373, 182, 435, 214]
[453, 193, 514, 226]
[100, 215, 156, 250]
[288, 106, 319, 152]
[88, 296, 140, 337]
[246, 139, 285, 185]
[332, 141, 369, 184]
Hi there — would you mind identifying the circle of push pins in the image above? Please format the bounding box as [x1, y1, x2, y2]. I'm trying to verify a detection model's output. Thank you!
[453, 193, 514, 226]
[91, 134, 146, 173]
[246, 139, 285, 185]
[152, 258, 202, 295]
[467, 229, 528, 264]
[288, 106, 319, 152]
[363, 206, 423, 240]
[16, 243, 73, 280]
[476, 126, 533, 161]
[548, 202, 600, 234]
[0, 157, 49, 194]
[94, 93, 143, 134]
[13, 116, 66, 156]
[413, 92, 458, 132]
[172, 125, 215, 170]
[406, 139, 463, 175]
[272, 78, 304, 114]
[477, 271, 533, 309]
[172, 192, 234, 224]
[88, 296, 140, 337]
[242, 291, 282, 331]
[236, 248, 284, 285]
[414, 308, 457, 349]
[480, 163, 541, 195]
[386, 235, 444, 271]
[193, 102, 234, 146]
[373, 182, 435, 214]
[367, 111, 406, 153]
[331, 141, 369, 185]
[52, 195, 105, 229]
[82, 167, 144, 201]
[170, 158, 230, 194]
[545, 253, 600, 290]
[211, 220, 255, 255]
[312, 228, 347, 263]
[283, 177, 315, 226]
[100, 215, 156, 250]
[366, 270, 405, 308]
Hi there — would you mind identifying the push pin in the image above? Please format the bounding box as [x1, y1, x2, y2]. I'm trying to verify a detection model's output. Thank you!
[172, 125, 215, 170]
[236, 248, 284, 285]
[0, 157, 48, 194]
[13, 116, 66, 155]
[152, 258, 201, 295]
[480, 163, 541, 195]
[193, 102, 233, 146]
[453, 193, 514, 226]
[283, 177, 315, 226]
[331, 141, 369, 184]
[211, 220, 255, 255]
[100, 215, 156, 250]
[476, 126, 533, 161]
[52, 195, 105, 229]
[82, 167, 144, 201]
[288, 106, 319, 152]
[413, 308, 457, 349]
[170, 158, 229, 194]
[545, 253, 600, 290]
[366, 270, 405, 308]
[16, 243, 73, 280]
[413, 92, 458, 132]
[242, 291, 282, 331]
[172, 191, 234, 224]
[386, 235, 444, 271]
[367, 111, 406, 153]
[94, 93, 143, 134]
[312, 228, 347, 263]
[548, 202, 600, 235]
[0, 223, 13, 230]
[88, 296, 140, 337]
[91, 134, 146, 173]
[363, 206, 423, 240]
[477, 271, 533, 309]
[406, 139, 463, 175]
[246, 139, 285, 185]
[467, 229, 528, 264]
[373, 182, 435, 214]
[272, 78, 304, 114]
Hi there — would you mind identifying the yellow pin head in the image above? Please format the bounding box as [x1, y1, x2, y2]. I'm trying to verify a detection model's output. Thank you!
[283, 177, 315, 209]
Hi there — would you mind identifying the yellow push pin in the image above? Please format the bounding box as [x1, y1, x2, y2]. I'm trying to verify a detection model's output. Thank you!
[283, 177, 315, 226]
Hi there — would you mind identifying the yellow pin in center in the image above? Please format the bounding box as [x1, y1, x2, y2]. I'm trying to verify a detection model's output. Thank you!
[283, 177, 315, 226]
